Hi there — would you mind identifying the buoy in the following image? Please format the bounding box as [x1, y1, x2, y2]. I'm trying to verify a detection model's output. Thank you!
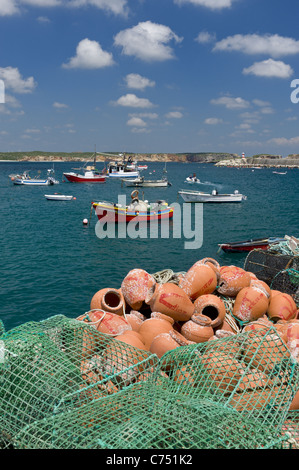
[83, 218, 88, 225]
[73, 197, 76, 200]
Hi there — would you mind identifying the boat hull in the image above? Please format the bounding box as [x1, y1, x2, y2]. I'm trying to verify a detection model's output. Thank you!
[218, 237, 285, 253]
[63, 173, 105, 183]
[45, 194, 74, 201]
[108, 171, 140, 178]
[123, 179, 170, 187]
[13, 179, 55, 186]
[92, 202, 173, 223]
[179, 190, 246, 203]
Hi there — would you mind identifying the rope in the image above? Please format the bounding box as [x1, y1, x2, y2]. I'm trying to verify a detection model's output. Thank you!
[151, 269, 186, 285]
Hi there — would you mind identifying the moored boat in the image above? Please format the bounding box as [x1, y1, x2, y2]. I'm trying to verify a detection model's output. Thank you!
[12, 169, 59, 186]
[92, 190, 174, 223]
[122, 176, 171, 187]
[218, 237, 285, 253]
[63, 151, 106, 183]
[44, 194, 74, 201]
[178, 189, 246, 203]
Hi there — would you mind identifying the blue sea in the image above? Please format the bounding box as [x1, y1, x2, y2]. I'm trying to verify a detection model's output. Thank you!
[1, 160, 298, 331]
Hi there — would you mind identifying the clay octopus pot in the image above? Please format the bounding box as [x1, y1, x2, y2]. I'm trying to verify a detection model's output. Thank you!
[233, 285, 270, 323]
[181, 313, 214, 343]
[217, 266, 251, 297]
[178, 261, 217, 300]
[146, 282, 194, 322]
[267, 292, 297, 322]
[125, 310, 146, 331]
[193, 294, 226, 328]
[115, 330, 147, 351]
[242, 331, 290, 374]
[199, 257, 221, 282]
[243, 316, 274, 333]
[77, 310, 131, 337]
[121, 268, 156, 310]
[280, 320, 299, 361]
[289, 388, 299, 411]
[250, 280, 271, 297]
[200, 349, 244, 393]
[138, 312, 175, 349]
[90, 288, 125, 316]
[150, 329, 194, 359]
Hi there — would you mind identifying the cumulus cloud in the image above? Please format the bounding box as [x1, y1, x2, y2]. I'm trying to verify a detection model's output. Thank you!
[125, 73, 155, 90]
[0, 66, 37, 93]
[113, 93, 155, 108]
[68, 0, 128, 16]
[211, 96, 250, 109]
[21, 0, 61, 6]
[195, 31, 216, 44]
[53, 101, 69, 108]
[213, 33, 299, 58]
[0, 0, 19, 15]
[165, 111, 183, 118]
[127, 117, 147, 127]
[114, 21, 183, 62]
[243, 59, 293, 79]
[268, 136, 299, 145]
[204, 117, 223, 124]
[174, 0, 235, 9]
[62, 38, 114, 69]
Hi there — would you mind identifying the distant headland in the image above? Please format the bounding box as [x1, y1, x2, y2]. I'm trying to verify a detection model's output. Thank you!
[0, 151, 299, 168]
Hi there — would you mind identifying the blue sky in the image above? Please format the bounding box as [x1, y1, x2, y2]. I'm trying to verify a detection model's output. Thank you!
[0, 0, 299, 156]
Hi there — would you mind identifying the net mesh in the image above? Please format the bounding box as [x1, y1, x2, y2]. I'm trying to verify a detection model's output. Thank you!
[1, 315, 298, 449]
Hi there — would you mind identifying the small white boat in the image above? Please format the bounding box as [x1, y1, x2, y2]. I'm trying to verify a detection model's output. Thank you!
[122, 176, 171, 187]
[44, 194, 74, 201]
[12, 169, 59, 186]
[185, 174, 201, 184]
[178, 189, 247, 203]
[273, 171, 287, 175]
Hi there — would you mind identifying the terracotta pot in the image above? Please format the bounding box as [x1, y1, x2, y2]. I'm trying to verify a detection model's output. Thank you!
[146, 283, 194, 322]
[243, 316, 274, 333]
[90, 288, 125, 315]
[233, 285, 270, 323]
[181, 313, 214, 343]
[250, 280, 271, 297]
[217, 266, 251, 297]
[78, 310, 131, 337]
[125, 310, 146, 331]
[116, 330, 147, 351]
[242, 331, 290, 373]
[178, 261, 217, 300]
[284, 321, 299, 361]
[199, 257, 221, 282]
[138, 312, 175, 349]
[193, 294, 226, 328]
[289, 388, 299, 410]
[149, 329, 192, 359]
[200, 350, 243, 393]
[267, 292, 297, 322]
[121, 268, 156, 310]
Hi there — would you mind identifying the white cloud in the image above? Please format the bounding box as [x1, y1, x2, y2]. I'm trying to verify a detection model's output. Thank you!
[37, 16, 51, 22]
[125, 73, 155, 90]
[68, 0, 128, 16]
[0, 93, 24, 115]
[53, 101, 69, 108]
[21, 0, 61, 6]
[174, 0, 235, 9]
[129, 112, 158, 119]
[204, 117, 223, 124]
[214, 33, 299, 58]
[195, 31, 216, 44]
[165, 111, 183, 118]
[268, 136, 299, 145]
[127, 117, 147, 127]
[113, 94, 155, 108]
[62, 38, 114, 69]
[0, 0, 19, 16]
[0, 66, 37, 93]
[114, 21, 183, 62]
[24, 128, 40, 133]
[211, 96, 250, 109]
[243, 59, 293, 79]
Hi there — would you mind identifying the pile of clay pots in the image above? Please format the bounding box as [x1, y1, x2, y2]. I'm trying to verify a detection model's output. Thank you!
[76, 257, 299, 408]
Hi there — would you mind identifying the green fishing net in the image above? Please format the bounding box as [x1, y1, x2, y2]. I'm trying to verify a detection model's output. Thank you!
[0, 315, 298, 449]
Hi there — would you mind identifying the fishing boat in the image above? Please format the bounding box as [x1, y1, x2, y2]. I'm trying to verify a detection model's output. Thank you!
[138, 164, 148, 170]
[63, 151, 106, 183]
[106, 155, 140, 178]
[92, 190, 174, 223]
[178, 189, 247, 203]
[218, 237, 286, 253]
[122, 176, 171, 187]
[44, 194, 75, 201]
[12, 169, 59, 186]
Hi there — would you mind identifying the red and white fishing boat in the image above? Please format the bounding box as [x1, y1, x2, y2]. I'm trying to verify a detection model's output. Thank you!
[63, 151, 106, 183]
[92, 190, 174, 223]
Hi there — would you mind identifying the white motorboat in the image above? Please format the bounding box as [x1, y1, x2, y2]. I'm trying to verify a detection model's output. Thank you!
[185, 174, 201, 184]
[44, 194, 74, 201]
[178, 189, 247, 203]
[12, 169, 59, 186]
[122, 176, 171, 187]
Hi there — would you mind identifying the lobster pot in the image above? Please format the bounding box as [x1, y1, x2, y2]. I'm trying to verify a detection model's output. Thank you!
[270, 268, 299, 307]
[244, 249, 299, 286]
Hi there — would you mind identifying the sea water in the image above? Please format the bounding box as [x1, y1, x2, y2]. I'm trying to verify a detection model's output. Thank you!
[0, 160, 298, 330]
